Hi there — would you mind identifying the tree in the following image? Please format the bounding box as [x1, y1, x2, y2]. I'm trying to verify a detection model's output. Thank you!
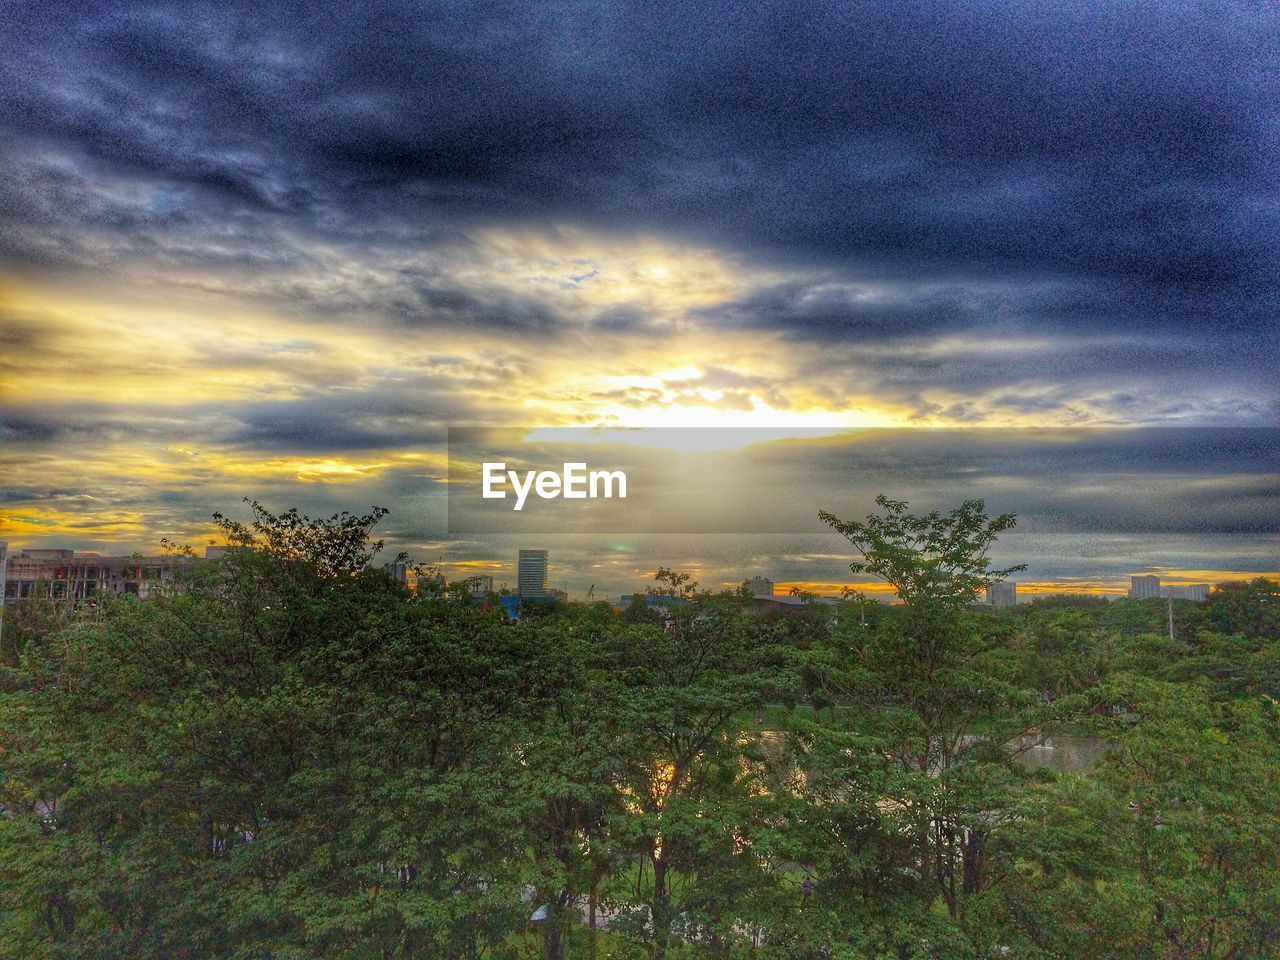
[609, 577, 796, 958]
[819, 495, 1025, 610]
[507, 613, 626, 960]
[790, 497, 1054, 954]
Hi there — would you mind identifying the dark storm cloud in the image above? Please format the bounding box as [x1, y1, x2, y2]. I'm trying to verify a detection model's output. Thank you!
[3, 1, 1275, 312]
[375, 276, 565, 331]
[226, 264, 571, 331]
[703, 276, 1280, 345]
[701, 281, 985, 339]
[224, 393, 454, 452]
[0, 385, 474, 455]
[0, 413, 64, 445]
[0, 405, 222, 445]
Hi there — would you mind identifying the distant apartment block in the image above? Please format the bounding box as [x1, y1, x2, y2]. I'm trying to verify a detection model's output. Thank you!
[986, 581, 1017, 607]
[2, 547, 191, 601]
[743, 576, 775, 598]
[1129, 575, 1162, 599]
[517, 549, 549, 598]
[1162, 583, 1210, 602]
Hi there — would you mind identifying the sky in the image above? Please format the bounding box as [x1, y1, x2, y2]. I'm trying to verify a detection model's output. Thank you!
[1, 0, 1277, 595]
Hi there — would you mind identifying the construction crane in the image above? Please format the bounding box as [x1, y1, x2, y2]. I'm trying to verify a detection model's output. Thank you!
[585, 584, 595, 601]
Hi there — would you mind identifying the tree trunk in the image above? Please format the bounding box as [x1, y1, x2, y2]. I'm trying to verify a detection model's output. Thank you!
[653, 855, 670, 960]
[962, 827, 983, 895]
[546, 916, 563, 960]
[542, 891, 572, 960]
[588, 879, 598, 960]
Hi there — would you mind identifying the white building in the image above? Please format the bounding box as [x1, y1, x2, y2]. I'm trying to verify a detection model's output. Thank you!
[464, 574, 494, 596]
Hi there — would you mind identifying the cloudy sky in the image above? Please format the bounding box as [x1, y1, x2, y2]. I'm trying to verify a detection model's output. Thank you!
[1, 1, 1276, 594]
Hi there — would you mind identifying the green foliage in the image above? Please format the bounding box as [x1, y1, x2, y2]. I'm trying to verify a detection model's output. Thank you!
[1208, 578, 1280, 640]
[978, 681, 1280, 958]
[1, 496, 1276, 959]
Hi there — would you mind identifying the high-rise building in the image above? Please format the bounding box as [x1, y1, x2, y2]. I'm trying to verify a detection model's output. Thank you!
[743, 576, 775, 598]
[517, 549, 549, 598]
[1129, 574, 1161, 599]
[986, 581, 1017, 607]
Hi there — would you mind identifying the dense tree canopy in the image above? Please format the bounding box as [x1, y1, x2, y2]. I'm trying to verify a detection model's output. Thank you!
[1, 499, 1276, 958]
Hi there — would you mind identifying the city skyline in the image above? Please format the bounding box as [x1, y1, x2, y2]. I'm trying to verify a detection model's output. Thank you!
[0, 539, 1256, 603]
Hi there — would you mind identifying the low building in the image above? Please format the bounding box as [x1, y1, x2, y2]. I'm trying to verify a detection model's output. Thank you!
[463, 574, 494, 596]
[2, 547, 192, 601]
